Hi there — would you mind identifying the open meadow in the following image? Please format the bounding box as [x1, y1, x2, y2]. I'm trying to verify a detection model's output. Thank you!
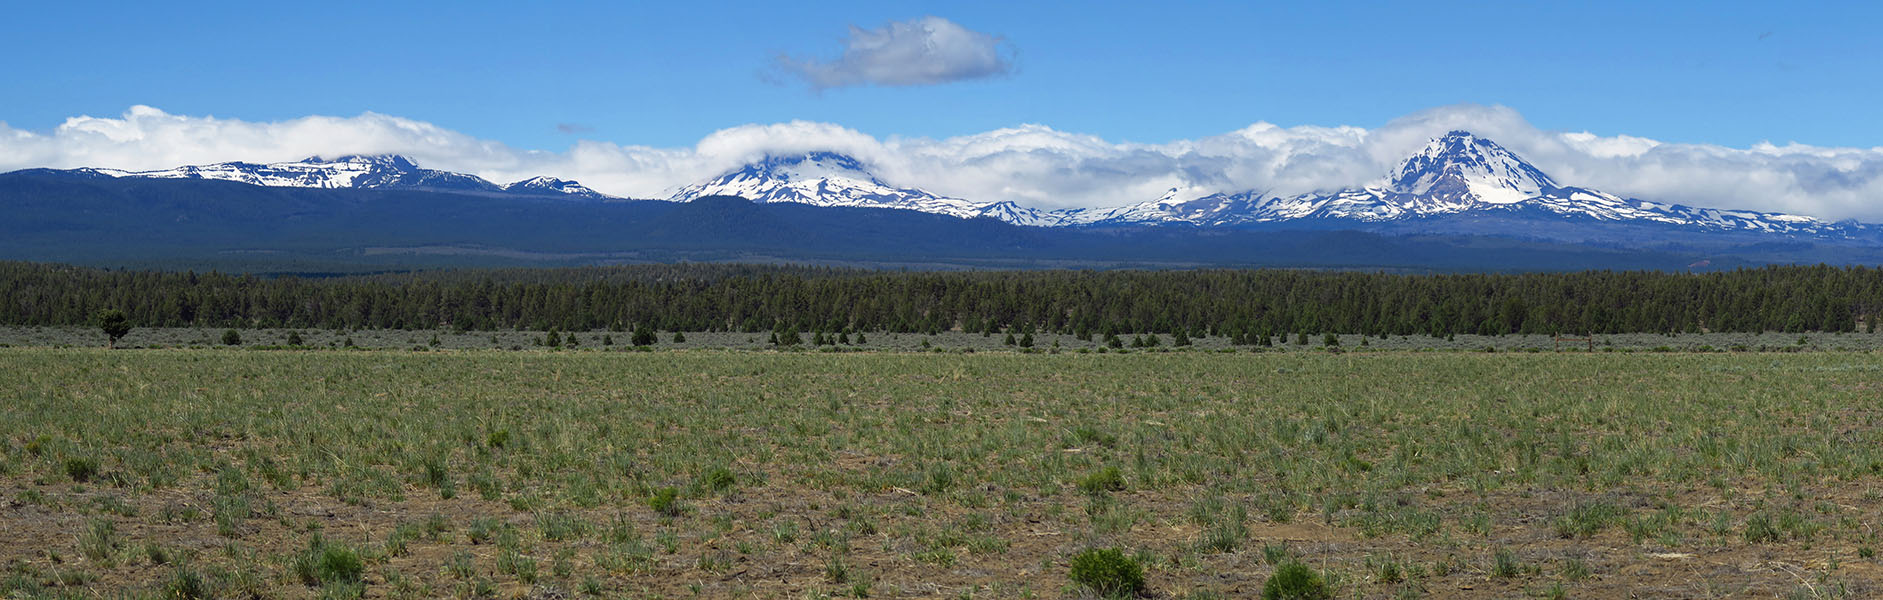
[2, 348, 1881, 599]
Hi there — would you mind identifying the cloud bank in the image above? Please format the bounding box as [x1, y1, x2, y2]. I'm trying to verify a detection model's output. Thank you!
[774, 16, 1015, 89]
[3, 104, 1883, 221]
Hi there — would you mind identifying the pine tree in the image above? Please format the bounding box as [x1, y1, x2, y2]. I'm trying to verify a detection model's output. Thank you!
[773, 323, 801, 346]
[631, 324, 657, 346]
[1019, 332, 1034, 348]
[97, 309, 131, 348]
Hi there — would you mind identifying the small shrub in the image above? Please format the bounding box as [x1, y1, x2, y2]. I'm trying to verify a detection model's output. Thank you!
[24, 435, 50, 456]
[1068, 548, 1146, 598]
[1552, 500, 1623, 538]
[64, 456, 101, 482]
[1491, 548, 1522, 578]
[292, 536, 364, 586]
[446, 551, 475, 579]
[1745, 513, 1780, 543]
[648, 487, 684, 517]
[1372, 555, 1403, 584]
[79, 518, 121, 560]
[1198, 505, 1248, 553]
[1078, 466, 1126, 495]
[222, 329, 242, 346]
[1562, 556, 1590, 580]
[1262, 561, 1332, 600]
[163, 566, 212, 599]
[497, 549, 538, 584]
[824, 556, 850, 583]
[536, 511, 588, 542]
[701, 466, 736, 493]
[146, 543, 170, 565]
[467, 518, 503, 544]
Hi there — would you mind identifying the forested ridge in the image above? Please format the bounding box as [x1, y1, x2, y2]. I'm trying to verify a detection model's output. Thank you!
[4, 261, 1879, 337]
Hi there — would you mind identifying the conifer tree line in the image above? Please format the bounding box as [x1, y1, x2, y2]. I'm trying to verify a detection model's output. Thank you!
[3, 261, 1880, 336]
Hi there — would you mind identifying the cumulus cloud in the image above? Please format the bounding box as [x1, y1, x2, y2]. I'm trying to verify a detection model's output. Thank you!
[773, 16, 1015, 89]
[3, 104, 1883, 221]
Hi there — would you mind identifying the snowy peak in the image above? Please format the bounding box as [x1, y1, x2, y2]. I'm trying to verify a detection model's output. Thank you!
[1386, 131, 1557, 207]
[502, 176, 611, 199]
[670, 152, 885, 202]
[669, 152, 1051, 224]
[750, 151, 877, 182]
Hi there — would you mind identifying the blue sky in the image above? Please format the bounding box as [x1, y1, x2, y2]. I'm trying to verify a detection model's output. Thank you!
[3, 1, 1882, 219]
[6, 1, 1876, 149]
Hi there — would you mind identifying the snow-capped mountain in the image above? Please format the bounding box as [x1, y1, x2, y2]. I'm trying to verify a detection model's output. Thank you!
[667, 152, 1054, 225]
[501, 176, 612, 200]
[1384, 131, 1556, 210]
[1072, 131, 1856, 236]
[80, 155, 612, 199]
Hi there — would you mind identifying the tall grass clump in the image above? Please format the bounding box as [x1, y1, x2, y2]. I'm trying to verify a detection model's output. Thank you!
[1069, 547, 1146, 598]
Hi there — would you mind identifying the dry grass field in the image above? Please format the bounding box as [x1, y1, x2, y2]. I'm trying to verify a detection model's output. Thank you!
[2, 348, 1881, 599]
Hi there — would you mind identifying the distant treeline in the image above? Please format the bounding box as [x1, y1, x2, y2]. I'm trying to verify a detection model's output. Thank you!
[3, 261, 1880, 336]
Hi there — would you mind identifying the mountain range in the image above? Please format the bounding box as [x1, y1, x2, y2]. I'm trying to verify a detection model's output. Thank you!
[30, 131, 1868, 240]
[4, 131, 1881, 272]
[667, 131, 1866, 239]
[36, 154, 616, 200]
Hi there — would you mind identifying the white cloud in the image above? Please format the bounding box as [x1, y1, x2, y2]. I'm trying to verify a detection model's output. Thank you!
[773, 16, 1014, 89]
[4, 104, 1883, 221]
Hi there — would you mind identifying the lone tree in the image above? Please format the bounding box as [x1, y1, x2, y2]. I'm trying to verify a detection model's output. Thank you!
[96, 309, 131, 348]
[631, 323, 657, 346]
